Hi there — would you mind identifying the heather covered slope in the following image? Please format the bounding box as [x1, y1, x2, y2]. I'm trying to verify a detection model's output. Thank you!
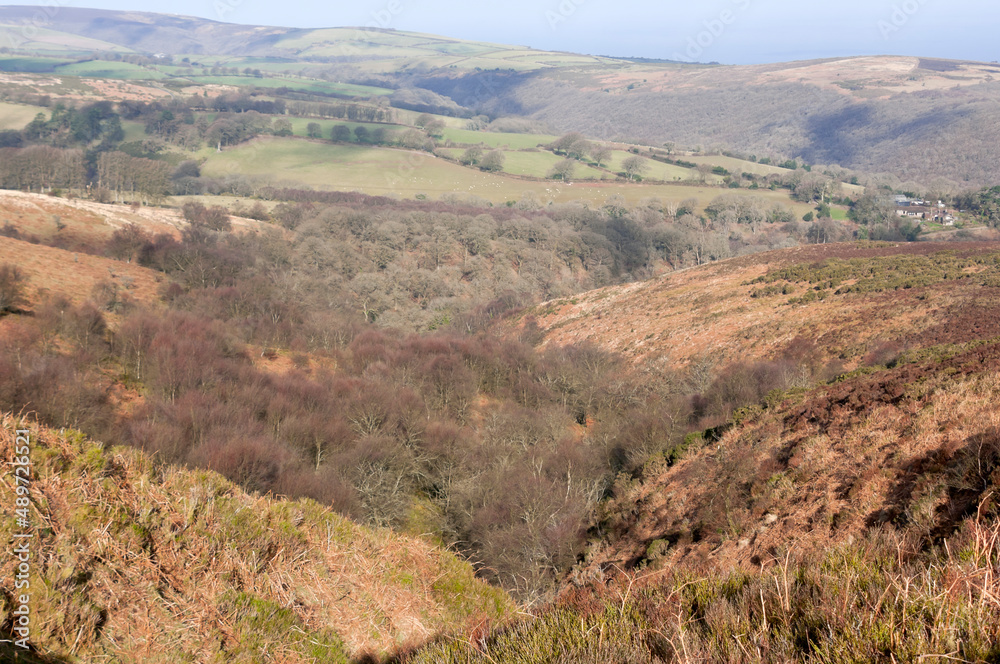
[401, 242, 1000, 662]
[531, 241, 1000, 372]
[0, 415, 513, 662]
[587, 337, 1000, 577]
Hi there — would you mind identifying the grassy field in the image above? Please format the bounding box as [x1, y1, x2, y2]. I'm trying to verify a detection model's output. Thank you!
[687, 154, 792, 177]
[285, 117, 408, 139]
[0, 101, 47, 129]
[439, 146, 699, 182]
[685, 154, 867, 194]
[179, 74, 394, 96]
[491, 150, 607, 179]
[0, 55, 69, 72]
[54, 60, 168, 80]
[120, 120, 148, 142]
[197, 136, 818, 211]
[440, 127, 558, 149]
[606, 150, 700, 182]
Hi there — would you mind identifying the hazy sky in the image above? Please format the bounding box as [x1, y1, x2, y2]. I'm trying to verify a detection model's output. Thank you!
[40, 0, 1000, 64]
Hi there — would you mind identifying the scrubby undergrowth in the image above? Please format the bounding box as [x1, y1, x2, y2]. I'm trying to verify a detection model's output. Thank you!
[406, 336, 1000, 663]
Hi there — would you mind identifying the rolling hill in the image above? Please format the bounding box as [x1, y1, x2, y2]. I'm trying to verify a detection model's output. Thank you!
[419, 55, 1000, 188]
[0, 6, 621, 69]
[3, 7, 999, 188]
[0, 7, 287, 55]
[2, 8, 1000, 662]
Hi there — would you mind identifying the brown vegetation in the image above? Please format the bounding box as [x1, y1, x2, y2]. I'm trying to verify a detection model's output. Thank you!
[531, 241, 1000, 370]
[0, 415, 512, 662]
[409, 291, 1000, 664]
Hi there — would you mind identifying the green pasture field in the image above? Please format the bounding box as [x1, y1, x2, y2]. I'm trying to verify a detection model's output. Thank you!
[120, 120, 148, 142]
[686, 154, 791, 177]
[439, 127, 558, 149]
[437, 148, 607, 180]
[0, 56, 67, 72]
[54, 60, 168, 80]
[0, 102, 48, 129]
[285, 117, 409, 139]
[686, 155, 867, 194]
[505, 152, 607, 179]
[604, 150, 698, 182]
[179, 75, 393, 97]
[195, 136, 818, 213]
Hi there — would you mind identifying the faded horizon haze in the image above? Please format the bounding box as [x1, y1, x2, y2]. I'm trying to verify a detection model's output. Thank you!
[4, 0, 998, 64]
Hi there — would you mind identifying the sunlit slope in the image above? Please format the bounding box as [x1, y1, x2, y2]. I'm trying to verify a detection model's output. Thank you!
[532, 241, 1000, 369]
[0, 415, 513, 662]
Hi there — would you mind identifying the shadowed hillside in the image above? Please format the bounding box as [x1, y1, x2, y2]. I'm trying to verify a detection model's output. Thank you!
[416, 56, 1000, 188]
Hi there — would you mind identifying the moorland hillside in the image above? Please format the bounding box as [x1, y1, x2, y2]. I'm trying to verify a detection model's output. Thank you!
[410, 244, 1000, 663]
[531, 240, 1000, 373]
[411, 329, 1000, 662]
[425, 56, 1000, 188]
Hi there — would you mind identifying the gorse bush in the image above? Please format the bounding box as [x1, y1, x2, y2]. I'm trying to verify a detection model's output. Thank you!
[0, 263, 27, 314]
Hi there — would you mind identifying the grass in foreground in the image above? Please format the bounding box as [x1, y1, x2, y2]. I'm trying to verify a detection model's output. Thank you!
[0, 415, 513, 662]
[409, 517, 1000, 663]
